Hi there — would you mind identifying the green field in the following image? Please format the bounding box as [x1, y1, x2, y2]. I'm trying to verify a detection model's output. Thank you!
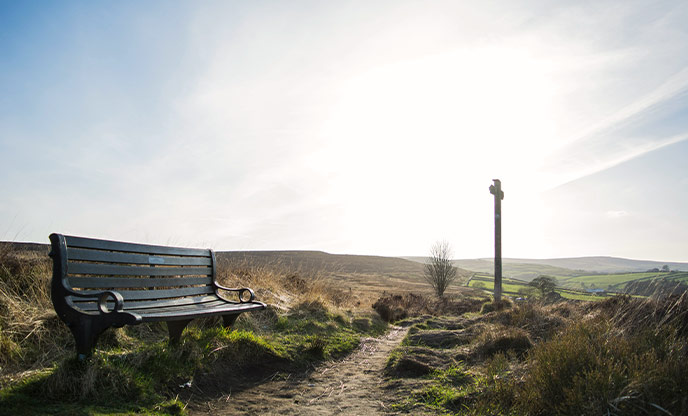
[467, 274, 613, 301]
[446, 259, 586, 281]
[558, 272, 662, 290]
[467, 268, 688, 301]
[558, 271, 688, 291]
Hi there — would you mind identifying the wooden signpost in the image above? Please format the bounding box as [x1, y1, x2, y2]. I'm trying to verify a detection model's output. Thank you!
[489, 179, 504, 302]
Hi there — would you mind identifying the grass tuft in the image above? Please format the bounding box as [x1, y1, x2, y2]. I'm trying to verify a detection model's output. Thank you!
[372, 293, 486, 323]
[479, 298, 512, 314]
[472, 325, 532, 359]
[516, 303, 688, 416]
[384, 295, 688, 416]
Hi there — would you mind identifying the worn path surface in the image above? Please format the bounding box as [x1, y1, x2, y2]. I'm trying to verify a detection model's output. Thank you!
[189, 326, 408, 415]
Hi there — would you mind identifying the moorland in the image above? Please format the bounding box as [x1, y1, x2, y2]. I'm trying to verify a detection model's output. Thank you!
[1, 242, 686, 415]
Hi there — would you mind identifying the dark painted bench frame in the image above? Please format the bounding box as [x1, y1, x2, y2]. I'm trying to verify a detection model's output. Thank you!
[49, 233, 266, 359]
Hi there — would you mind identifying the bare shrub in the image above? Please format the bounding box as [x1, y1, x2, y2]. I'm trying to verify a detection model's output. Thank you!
[423, 241, 458, 298]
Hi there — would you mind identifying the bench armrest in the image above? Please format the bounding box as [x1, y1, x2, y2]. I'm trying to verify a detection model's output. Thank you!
[215, 284, 256, 303]
[64, 288, 125, 314]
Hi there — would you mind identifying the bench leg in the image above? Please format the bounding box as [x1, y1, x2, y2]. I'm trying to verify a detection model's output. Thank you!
[167, 319, 192, 345]
[222, 314, 240, 329]
[69, 319, 108, 360]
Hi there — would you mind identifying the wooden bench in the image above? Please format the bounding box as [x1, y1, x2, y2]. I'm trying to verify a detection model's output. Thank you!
[49, 233, 266, 359]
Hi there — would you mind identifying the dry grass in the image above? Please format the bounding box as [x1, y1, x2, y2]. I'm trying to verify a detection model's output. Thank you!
[0, 246, 368, 378]
[215, 256, 369, 311]
[471, 324, 532, 359]
[216, 250, 475, 305]
[482, 301, 580, 342]
[0, 247, 69, 376]
[480, 295, 688, 415]
[386, 295, 688, 415]
[1, 244, 390, 414]
[588, 292, 688, 336]
[372, 293, 488, 322]
[478, 298, 513, 314]
[0, 246, 365, 386]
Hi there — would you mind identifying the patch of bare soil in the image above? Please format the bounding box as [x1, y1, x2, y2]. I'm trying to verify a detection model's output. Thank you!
[188, 326, 408, 415]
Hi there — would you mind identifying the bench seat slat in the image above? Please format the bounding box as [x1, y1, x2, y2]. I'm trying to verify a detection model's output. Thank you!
[74, 297, 228, 312]
[64, 235, 209, 257]
[130, 300, 233, 315]
[68, 263, 211, 277]
[71, 285, 215, 301]
[71, 300, 264, 321]
[67, 276, 212, 289]
[72, 294, 221, 311]
[68, 248, 212, 266]
[132, 302, 265, 321]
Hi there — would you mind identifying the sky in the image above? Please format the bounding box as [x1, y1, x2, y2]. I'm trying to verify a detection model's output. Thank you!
[1, 1, 687, 261]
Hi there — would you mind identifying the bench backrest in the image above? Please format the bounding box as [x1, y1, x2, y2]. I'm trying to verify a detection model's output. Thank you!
[50, 234, 218, 313]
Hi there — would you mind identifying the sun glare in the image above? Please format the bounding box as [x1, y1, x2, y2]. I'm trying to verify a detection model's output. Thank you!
[325, 46, 558, 181]
[312, 46, 560, 255]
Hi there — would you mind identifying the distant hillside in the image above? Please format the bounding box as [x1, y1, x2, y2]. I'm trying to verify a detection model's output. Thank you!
[404, 256, 583, 281]
[217, 251, 472, 296]
[456, 259, 582, 281]
[0, 241, 475, 298]
[403, 256, 688, 282]
[623, 274, 688, 297]
[497, 257, 688, 274]
[218, 250, 430, 276]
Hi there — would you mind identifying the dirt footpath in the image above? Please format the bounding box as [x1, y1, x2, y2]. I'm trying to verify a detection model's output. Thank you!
[191, 326, 408, 415]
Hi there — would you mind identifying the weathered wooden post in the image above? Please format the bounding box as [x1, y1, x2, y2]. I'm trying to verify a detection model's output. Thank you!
[489, 179, 504, 302]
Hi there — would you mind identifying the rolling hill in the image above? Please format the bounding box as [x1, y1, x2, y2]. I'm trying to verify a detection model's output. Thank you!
[404, 256, 688, 281]
[5, 240, 687, 298]
[494, 257, 688, 274]
[216, 250, 473, 298]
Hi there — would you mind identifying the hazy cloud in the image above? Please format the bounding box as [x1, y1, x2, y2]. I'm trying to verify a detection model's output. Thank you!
[606, 210, 630, 219]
